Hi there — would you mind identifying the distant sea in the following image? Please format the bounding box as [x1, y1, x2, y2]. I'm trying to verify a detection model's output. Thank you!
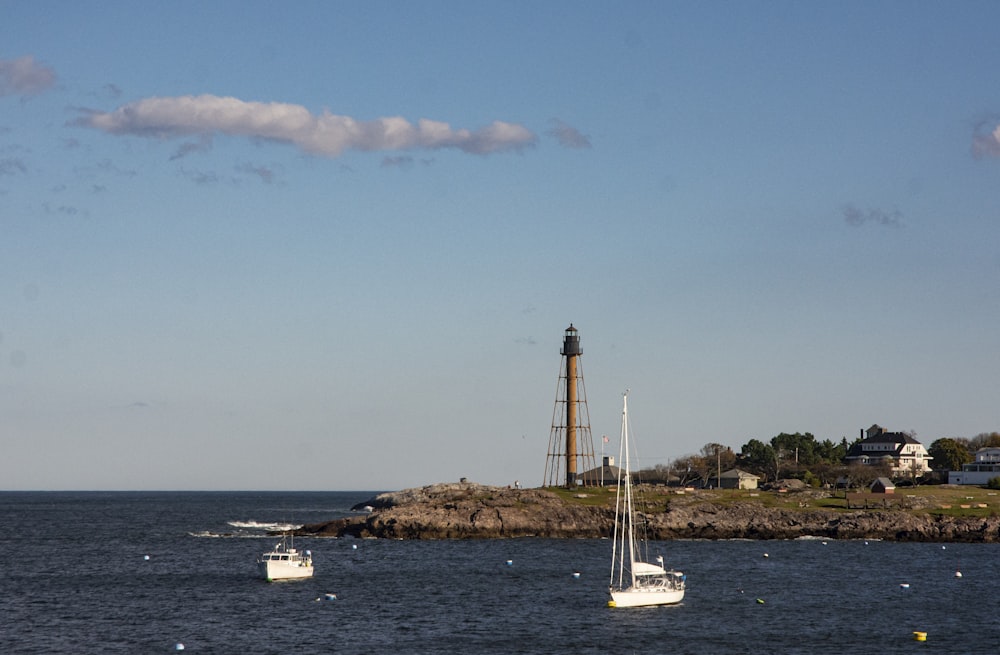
[2, 490, 997, 654]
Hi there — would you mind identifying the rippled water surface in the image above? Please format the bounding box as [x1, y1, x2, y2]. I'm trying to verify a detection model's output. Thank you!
[2, 491, 996, 654]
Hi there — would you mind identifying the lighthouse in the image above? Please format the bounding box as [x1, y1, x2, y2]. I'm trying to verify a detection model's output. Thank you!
[543, 324, 597, 487]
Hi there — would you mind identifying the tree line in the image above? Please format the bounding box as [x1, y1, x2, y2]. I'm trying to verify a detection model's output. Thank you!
[635, 431, 1000, 488]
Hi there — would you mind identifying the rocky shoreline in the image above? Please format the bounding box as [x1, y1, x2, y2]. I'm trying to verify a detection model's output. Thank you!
[295, 481, 1000, 542]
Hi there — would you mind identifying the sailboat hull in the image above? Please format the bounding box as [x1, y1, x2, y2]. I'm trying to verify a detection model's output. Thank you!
[609, 587, 684, 608]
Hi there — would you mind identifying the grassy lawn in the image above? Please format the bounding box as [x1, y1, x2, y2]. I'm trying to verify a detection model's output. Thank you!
[545, 484, 1000, 517]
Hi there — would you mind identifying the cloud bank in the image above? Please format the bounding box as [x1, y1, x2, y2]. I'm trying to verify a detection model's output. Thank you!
[842, 204, 903, 228]
[972, 120, 1000, 158]
[547, 118, 591, 148]
[0, 56, 56, 97]
[76, 94, 538, 158]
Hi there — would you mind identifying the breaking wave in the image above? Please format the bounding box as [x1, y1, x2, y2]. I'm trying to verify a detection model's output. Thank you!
[227, 520, 302, 531]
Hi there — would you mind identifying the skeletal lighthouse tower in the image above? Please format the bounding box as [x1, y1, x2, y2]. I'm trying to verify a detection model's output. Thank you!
[543, 324, 597, 487]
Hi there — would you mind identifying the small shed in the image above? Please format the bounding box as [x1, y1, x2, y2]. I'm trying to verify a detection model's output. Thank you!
[871, 477, 896, 494]
[709, 468, 760, 490]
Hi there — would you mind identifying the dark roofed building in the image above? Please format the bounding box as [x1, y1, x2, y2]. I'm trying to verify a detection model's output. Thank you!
[871, 477, 895, 494]
[576, 456, 623, 486]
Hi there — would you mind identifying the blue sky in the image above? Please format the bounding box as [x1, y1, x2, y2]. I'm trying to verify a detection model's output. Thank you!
[3, 1, 1000, 490]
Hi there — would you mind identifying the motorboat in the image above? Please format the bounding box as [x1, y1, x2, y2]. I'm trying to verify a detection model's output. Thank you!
[257, 534, 313, 581]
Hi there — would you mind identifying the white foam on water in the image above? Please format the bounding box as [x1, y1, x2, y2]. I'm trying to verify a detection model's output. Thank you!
[227, 520, 302, 531]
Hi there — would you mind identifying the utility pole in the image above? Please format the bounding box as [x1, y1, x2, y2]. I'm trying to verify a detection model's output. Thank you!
[717, 446, 722, 490]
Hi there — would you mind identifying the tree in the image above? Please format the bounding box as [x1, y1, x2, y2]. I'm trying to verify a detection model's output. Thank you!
[638, 463, 675, 485]
[928, 438, 972, 472]
[806, 461, 844, 488]
[815, 438, 848, 463]
[842, 460, 888, 490]
[771, 432, 819, 467]
[970, 432, 1000, 450]
[668, 455, 702, 486]
[738, 439, 777, 482]
[694, 443, 736, 487]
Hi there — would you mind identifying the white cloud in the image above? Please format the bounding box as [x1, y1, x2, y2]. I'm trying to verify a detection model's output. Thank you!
[76, 94, 538, 158]
[0, 56, 56, 97]
[972, 123, 1000, 158]
[547, 119, 591, 149]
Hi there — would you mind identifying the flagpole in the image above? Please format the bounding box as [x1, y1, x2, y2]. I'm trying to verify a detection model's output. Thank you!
[601, 434, 607, 486]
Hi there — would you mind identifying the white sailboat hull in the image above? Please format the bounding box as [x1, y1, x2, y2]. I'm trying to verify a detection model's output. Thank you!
[609, 586, 684, 608]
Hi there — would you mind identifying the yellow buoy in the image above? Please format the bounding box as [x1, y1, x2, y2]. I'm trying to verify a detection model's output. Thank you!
[913, 631, 927, 642]
[607, 600, 617, 608]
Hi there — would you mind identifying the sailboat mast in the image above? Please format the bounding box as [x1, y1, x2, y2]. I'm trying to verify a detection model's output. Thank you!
[611, 391, 628, 591]
[622, 391, 638, 588]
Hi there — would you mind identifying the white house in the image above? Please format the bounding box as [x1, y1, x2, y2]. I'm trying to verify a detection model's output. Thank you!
[948, 447, 1000, 485]
[843, 424, 933, 476]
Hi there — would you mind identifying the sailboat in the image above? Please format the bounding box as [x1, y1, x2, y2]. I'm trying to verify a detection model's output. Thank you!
[608, 390, 685, 608]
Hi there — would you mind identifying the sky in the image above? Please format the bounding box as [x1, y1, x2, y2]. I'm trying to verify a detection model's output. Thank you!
[3, 1, 1000, 491]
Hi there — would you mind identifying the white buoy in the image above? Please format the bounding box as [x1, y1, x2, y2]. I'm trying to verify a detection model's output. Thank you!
[941, 545, 947, 550]
[506, 559, 513, 566]
[324, 593, 337, 601]
[821, 541, 828, 546]
[175, 644, 185, 651]
[762, 553, 769, 558]
[352, 544, 357, 550]
[900, 583, 910, 589]
[144, 555, 150, 561]
[955, 570, 962, 578]
[572, 571, 581, 579]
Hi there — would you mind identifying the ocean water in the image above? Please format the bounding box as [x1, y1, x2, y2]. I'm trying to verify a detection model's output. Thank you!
[1, 491, 997, 654]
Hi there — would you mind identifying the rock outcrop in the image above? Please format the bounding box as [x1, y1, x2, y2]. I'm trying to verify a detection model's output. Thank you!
[300, 482, 608, 539]
[295, 481, 1000, 542]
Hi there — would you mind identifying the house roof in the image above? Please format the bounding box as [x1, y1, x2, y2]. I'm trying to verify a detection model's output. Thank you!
[846, 430, 924, 457]
[713, 468, 759, 480]
[576, 464, 623, 483]
[871, 477, 895, 488]
[864, 432, 920, 445]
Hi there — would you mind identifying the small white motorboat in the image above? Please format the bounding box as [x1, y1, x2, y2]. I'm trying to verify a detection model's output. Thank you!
[257, 534, 313, 582]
